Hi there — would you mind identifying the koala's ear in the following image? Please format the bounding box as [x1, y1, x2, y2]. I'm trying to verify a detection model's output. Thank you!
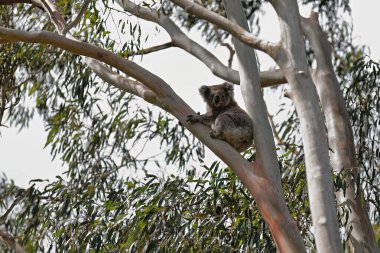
[223, 83, 234, 93]
[199, 85, 210, 97]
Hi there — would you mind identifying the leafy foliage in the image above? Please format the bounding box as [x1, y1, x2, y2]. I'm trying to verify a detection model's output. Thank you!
[344, 57, 380, 222]
[0, 155, 312, 252]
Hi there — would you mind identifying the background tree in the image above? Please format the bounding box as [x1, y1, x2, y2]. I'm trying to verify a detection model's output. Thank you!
[0, 0, 379, 252]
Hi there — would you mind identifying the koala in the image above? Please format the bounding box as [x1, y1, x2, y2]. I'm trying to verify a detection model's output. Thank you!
[187, 82, 253, 152]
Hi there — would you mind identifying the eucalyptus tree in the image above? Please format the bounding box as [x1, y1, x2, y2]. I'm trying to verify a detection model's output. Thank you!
[0, 0, 378, 252]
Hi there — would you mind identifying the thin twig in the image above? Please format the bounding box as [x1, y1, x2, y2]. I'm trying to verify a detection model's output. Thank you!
[0, 187, 32, 224]
[0, 82, 6, 126]
[63, 0, 91, 36]
[213, 25, 235, 68]
[0, 196, 23, 224]
[39, 0, 66, 33]
[268, 113, 300, 156]
[127, 42, 174, 57]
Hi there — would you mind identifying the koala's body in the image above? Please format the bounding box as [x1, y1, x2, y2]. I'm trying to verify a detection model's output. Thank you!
[187, 83, 253, 152]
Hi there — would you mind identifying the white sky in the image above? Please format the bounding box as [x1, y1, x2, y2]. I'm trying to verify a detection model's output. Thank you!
[0, 1, 379, 187]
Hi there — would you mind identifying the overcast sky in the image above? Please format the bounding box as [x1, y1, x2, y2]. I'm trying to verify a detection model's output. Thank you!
[0, 1, 379, 187]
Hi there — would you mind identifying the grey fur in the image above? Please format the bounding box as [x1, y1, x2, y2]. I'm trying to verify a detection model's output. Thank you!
[187, 83, 253, 152]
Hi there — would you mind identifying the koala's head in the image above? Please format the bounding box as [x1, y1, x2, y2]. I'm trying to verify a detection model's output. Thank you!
[199, 83, 235, 109]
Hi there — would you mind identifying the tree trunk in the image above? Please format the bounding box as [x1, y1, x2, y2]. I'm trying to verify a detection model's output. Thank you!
[301, 13, 378, 253]
[222, 1, 306, 252]
[269, 0, 343, 252]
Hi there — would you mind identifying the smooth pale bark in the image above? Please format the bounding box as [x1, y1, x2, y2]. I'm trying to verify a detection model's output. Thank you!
[222, 1, 306, 252]
[170, 0, 275, 54]
[85, 58, 160, 107]
[222, 1, 281, 185]
[117, 0, 238, 83]
[268, 0, 343, 252]
[301, 13, 378, 253]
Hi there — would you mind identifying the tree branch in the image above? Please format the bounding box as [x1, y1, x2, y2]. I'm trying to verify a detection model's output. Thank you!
[17, 0, 164, 116]
[0, 228, 27, 253]
[0, 27, 174, 100]
[170, 0, 277, 56]
[0, 0, 65, 32]
[127, 42, 174, 57]
[117, 0, 240, 83]
[212, 24, 235, 67]
[62, 0, 91, 36]
[38, 0, 66, 33]
[85, 58, 160, 107]
[223, 1, 305, 251]
[116, 0, 285, 86]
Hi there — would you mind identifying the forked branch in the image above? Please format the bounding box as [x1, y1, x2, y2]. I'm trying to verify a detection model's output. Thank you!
[117, 0, 285, 86]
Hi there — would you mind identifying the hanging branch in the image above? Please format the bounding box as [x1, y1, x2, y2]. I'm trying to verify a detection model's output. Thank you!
[63, 0, 91, 35]
[0, 228, 28, 253]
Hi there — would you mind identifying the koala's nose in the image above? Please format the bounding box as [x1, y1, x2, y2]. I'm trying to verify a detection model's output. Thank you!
[214, 95, 220, 103]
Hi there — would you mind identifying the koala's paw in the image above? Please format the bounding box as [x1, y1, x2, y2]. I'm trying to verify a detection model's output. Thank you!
[209, 130, 218, 138]
[186, 114, 199, 123]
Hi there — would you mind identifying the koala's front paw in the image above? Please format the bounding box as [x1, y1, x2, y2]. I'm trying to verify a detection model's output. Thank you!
[186, 114, 199, 123]
[210, 130, 223, 139]
[209, 130, 217, 138]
